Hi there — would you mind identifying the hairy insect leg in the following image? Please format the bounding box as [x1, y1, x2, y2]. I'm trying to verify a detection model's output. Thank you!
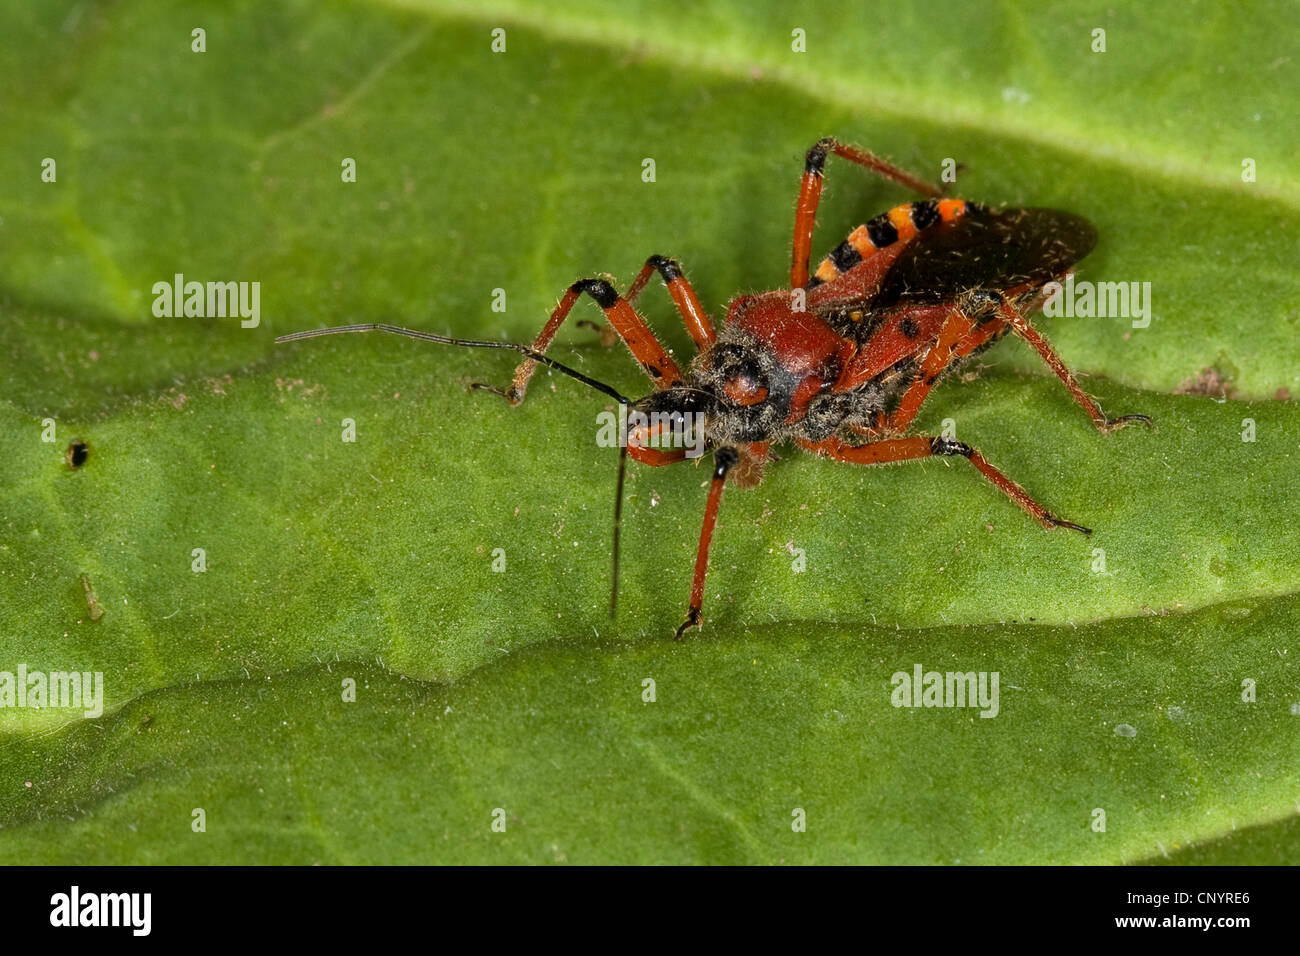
[798, 435, 1091, 534]
[880, 293, 1153, 437]
[624, 255, 716, 349]
[791, 137, 944, 288]
[675, 447, 740, 639]
[577, 255, 716, 351]
[999, 299, 1151, 434]
[490, 278, 685, 405]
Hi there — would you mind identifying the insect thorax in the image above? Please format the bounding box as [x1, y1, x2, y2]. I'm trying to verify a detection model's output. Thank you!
[690, 325, 893, 445]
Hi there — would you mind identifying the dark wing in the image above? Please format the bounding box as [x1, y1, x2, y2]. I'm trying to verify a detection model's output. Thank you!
[871, 206, 1097, 308]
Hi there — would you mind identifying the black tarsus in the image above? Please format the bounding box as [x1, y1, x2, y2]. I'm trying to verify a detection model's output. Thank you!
[674, 607, 701, 641]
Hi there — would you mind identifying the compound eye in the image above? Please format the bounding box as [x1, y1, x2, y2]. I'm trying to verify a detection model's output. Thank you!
[722, 372, 769, 407]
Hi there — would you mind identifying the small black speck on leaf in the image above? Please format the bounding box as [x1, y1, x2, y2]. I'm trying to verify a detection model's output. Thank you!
[66, 439, 89, 469]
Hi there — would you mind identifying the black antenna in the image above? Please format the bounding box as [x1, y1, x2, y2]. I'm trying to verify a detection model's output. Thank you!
[275, 323, 632, 406]
[610, 439, 630, 618]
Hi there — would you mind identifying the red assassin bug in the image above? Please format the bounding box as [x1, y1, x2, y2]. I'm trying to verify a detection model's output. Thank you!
[277, 137, 1150, 638]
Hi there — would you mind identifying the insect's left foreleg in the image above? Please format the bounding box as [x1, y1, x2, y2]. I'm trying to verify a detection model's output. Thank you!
[999, 299, 1151, 434]
[579, 255, 716, 356]
[675, 447, 740, 639]
[491, 278, 684, 405]
[624, 255, 716, 349]
[798, 435, 1091, 534]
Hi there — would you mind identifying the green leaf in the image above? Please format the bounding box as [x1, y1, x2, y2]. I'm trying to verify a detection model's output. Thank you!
[1, 0, 1296, 863]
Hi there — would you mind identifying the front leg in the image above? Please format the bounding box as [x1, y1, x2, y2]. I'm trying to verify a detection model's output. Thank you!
[494, 277, 684, 405]
[675, 447, 740, 639]
[495, 254, 717, 406]
[625, 255, 716, 349]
